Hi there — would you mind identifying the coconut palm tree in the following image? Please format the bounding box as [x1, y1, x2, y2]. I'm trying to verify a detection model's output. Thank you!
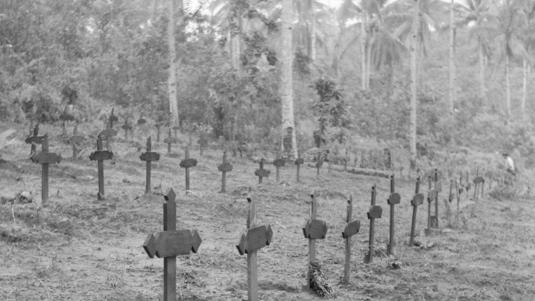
[516, 0, 535, 123]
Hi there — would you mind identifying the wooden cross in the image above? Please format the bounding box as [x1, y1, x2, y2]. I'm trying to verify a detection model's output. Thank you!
[431, 169, 440, 228]
[409, 177, 424, 246]
[236, 198, 273, 301]
[89, 137, 113, 200]
[342, 196, 359, 283]
[426, 176, 433, 232]
[163, 128, 177, 155]
[140, 137, 160, 194]
[122, 119, 133, 140]
[98, 126, 117, 152]
[365, 185, 382, 263]
[217, 151, 233, 193]
[315, 153, 323, 176]
[69, 124, 84, 160]
[25, 123, 44, 157]
[272, 156, 285, 183]
[473, 176, 485, 200]
[108, 108, 118, 128]
[386, 175, 401, 256]
[31, 135, 61, 206]
[295, 157, 304, 183]
[143, 189, 202, 301]
[179, 147, 197, 192]
[303, 194, 328, 284]
[254, 158, 270, 184]
[445, 179, 454, 227]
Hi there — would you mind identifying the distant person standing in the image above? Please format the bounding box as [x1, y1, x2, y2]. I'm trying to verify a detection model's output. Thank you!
[502, 153, 516, 176]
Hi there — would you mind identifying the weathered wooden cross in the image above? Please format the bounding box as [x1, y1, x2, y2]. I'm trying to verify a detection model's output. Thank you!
[295, 157, 304, 183]
[236, 198, 273, 301]
[31, 135, 61, 206]
[163, 128, 177, 155]
[254, 158, 270, 184]
[342, 196, 359, 283]
[217, 151, 233, 193]
[69, 124, 84, 160]
[365, 185, 382, 263]
[409, 177, 424, 246]
[25, 123, 44, 156]
[121, 118, 133, 140]
[426, 176, 434, 233]
[140, 137, 160, 194]
[272, 156, 285, 183]
[473, 176, 485, 200]
[143, 189, 202, 301]
[303, 194, 328, 284]
[179, 147, 197, 192]
[386, 175, 401, 256]
[431, 169, 440, 228]
[89, 136, 113, 200]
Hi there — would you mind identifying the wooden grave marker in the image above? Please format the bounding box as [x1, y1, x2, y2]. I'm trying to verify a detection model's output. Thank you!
[431, 169, 440, 228]
[273, 156, 285, 182]
[409, 177, 424, 246]
[455, 179, 461, 227]
[473, 176, 485, 200]
[365, 185, 382, 263]
[342, 196, 360, 283]
[295, 157, 304, 183]
[386, 175, 401, 256]
[163, 128, 177, 155]
[122, 118, 133, 140]
[303, 195, 328, 283]
[254, 158, 270, 184]
[445, 180, 454, 227]
[89, 136, 114, 200]
[143, 189, 202, 301]
[99, 121, 117, 152]
[217, 151, 233, 193]
[236, 198, 273, 301]
[25, 123, 44, 156]
[30, 135, 62, 206]
[179, 146, 197, 192]
[140, 137, 160, 194]
[69, 124, 84, 160]
[426, 176, 433, 233]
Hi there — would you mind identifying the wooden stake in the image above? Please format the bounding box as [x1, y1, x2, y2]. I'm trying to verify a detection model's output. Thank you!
[308, 195, 317, 282]
[343, 196, 353, 283]
[365, 185, 382, 263]
[163, 193, 176, 301]
[433, 169, 439, 228]
[387, 175, 400, 256]
[409, 177, 422, 246]
[41, 135, 49, 205]
[247, 198, 258, 301]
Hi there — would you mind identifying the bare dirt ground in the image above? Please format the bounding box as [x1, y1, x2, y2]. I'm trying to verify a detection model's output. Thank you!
[1, 124, 534, 300]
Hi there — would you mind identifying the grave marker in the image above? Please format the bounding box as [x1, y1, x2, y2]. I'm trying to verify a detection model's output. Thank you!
[295, 157, 304, 183]
[69, 124, 84, 160]
[218, 151, 233, 193]
[198, 134, 208, 156]
[365, 185, 382, 263]
[25, 123, 44, 156]
[163, 128, 177, 155]
[386, 175, 401, 256]
[236, 198, 273, 301]
[122, 119, 133, 140]
[473, 176, 485, 200]
[315, 153, 323, 176]
[30, 135, 61, 206]
[89, 136, 113, 200]
[303, 195, 328, 283]
[140, 137, 160, 194]
[432, 169, 439, 228]
[342, 196, 359, 283]
[273, 156, 285, 182]
[179, 147, 197, 192]
[445, 180, 454, 227]
[409, 177, 424, 246]
[254, 158, 270, 184]
[143, 189, 202, 301]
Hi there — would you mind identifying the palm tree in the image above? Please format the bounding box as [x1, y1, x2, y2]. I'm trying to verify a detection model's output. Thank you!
[517, 0, 535, 123]
[168, 0, 182, 127]
[281, 0, 297, 158]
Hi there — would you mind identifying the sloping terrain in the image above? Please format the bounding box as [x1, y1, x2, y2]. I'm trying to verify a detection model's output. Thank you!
[1, 126, 534, 301]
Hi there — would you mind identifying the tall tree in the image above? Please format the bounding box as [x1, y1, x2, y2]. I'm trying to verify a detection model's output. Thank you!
[281, 0, 297, 158]
[168, 0, 181, 126]
[448, 0, 456, 120]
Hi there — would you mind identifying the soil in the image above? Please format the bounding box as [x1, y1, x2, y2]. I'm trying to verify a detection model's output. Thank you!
[1, 125, 534, 301]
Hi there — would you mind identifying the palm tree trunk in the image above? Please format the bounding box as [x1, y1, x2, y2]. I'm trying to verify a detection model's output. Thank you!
[410, 0, 420, 171]
[310, 1, 316, 61]
[522, 59, 528, 123]
[505, 54, 512, 121]
[478, 41, 486, 101]
[448, 0, 456, 120]
[168, 0, 179, 126]
[361, 13, 367, 90]
[281, 0, 297, 159]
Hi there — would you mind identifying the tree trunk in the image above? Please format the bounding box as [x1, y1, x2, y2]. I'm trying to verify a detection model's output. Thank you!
[361, 13, 367, 90]
[522, 59, 528, 123]
[410, 0, 420, 171]
[505, 54, 511, 121]
[478, 41, 486, 101]
[281, 0, 297, 159]
[448, 0, 456, 120]
[309, 0, 316, 61]
[168, 0, 180, 127]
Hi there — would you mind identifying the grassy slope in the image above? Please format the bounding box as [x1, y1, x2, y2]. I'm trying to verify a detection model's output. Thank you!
[0, 124, 534, 301]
